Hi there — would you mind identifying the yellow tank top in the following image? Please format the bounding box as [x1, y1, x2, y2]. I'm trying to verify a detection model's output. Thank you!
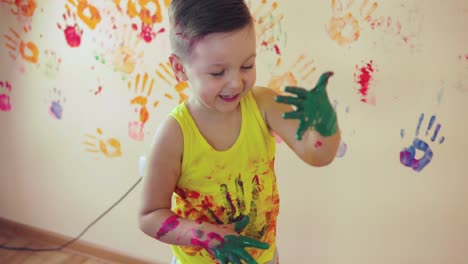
[169, 90, 280, 264]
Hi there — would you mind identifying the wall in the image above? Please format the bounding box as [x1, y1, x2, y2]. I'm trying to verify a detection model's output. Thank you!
[0, 0, 467, 263]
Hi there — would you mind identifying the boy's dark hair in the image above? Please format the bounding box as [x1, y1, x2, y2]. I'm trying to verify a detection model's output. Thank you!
[169, 0, 253, 59]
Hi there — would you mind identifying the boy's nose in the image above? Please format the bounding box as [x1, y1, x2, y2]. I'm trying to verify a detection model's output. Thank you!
[228, 72, 244, 92]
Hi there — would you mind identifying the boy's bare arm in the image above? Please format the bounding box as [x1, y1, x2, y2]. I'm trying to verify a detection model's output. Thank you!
[138, 116, 269, 262]
[253, 74, 341, 167]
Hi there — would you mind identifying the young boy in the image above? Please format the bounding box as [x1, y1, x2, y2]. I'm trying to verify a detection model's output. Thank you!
[138, 0, 341, 263]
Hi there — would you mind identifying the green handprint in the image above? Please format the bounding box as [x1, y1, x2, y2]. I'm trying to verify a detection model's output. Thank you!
[275, 71, 337, 140]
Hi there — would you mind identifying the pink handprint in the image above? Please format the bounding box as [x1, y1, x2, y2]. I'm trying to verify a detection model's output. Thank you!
[57, 9, 83, 48]
[0, 81, 12, 112]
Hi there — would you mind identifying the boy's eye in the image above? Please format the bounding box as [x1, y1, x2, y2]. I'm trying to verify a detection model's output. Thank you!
[210, 70, 225, 76]
[241, 65, 253, 70]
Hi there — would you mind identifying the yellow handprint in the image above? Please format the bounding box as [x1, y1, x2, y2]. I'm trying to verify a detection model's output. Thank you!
[66, 0, 102, 30]
[84, 128, 122, 158]
[326, 0, 378, 46]
[114, 25, 144, 74]
[155, 61, 189, 103]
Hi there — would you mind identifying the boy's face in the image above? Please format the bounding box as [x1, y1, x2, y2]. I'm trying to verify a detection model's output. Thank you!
[172, 24, 257, 113]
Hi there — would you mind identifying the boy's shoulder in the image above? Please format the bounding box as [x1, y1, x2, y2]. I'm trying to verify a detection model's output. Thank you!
[251, 86, 277, 111]
[150, 114, 183, 154]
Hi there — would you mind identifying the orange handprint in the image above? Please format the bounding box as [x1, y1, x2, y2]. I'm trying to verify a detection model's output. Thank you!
[66, 0, 101, 30]
[128, 73, 159, 140]
[114, 0, 166, 43]
[156, 61, 189, 103]
[84, 128, 122, 158]
[1, 0, 37, 17]
[326, 0, 378, 46]
[250, 0, 285, 66]
[268, 54, 317, 94]
[4, 27, 39, 63]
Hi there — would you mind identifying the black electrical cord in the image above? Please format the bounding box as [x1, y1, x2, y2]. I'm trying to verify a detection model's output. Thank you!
[0, 177, 142, 252]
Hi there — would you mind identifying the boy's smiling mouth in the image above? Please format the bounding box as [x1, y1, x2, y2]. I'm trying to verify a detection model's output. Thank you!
[219, 94, 239, 102]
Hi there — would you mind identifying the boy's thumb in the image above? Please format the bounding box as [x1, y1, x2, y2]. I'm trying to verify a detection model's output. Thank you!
[234, 215, 250, 233]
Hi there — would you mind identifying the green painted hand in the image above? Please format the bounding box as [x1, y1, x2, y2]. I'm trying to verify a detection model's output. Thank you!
[212, 235, 270, 264]
[191, 216, 269, 264]
[275, 71, 337, 140]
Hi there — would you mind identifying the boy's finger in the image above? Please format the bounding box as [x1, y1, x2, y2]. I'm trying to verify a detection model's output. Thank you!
[296, 121, 309, 141]
[275, 96, 302, 107]
[227, 254, 242, 264]
[314, 71, 334, 92]
[284, 86, 307, 97]
[283, 110, 302, 119]
[234, 215, 250, 233]
[236, 249, 257, 264]
[238, 236, 270, 249]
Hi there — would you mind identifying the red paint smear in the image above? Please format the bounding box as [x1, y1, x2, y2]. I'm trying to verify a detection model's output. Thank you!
[252, 175, 262, 192]
[175, 187, 201, 199]
[94, 86, 102, 95]
[131, 23, 138, 30]
[191, 232, 224, 251]
[314, 141, 323, 148]
[261, 40, 268, 47]
[155, 215, 180, 239]
[355, 61, 374, 102]
[273, 44, 281, 55]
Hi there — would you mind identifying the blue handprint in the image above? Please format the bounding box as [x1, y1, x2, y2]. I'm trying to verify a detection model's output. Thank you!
[399, 113, 445, 172]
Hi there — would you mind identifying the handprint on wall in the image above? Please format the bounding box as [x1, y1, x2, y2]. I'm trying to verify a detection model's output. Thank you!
[249, 0, 286, 67]
[57, 9, 83, 48]
[128, 72, 159, 141]
[4, 27, 39, 64]
[84, 128, 122, 158]
[1, 0, 37, 32]
[400, 113, 445, 172]
[155, 61, 189, 103]
[268, 54, 317, 94]
[47, 87, 66, 120]
[113, 25, 144, 74]
[42, 50, 62, 79]
[326, 0, 378, 46]
[65, 0, 102, 30]
[0, 81, 12, 112]
[113, 0, 167, 43]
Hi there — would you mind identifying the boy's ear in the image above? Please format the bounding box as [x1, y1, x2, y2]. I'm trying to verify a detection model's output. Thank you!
[169, 54, 188, 82]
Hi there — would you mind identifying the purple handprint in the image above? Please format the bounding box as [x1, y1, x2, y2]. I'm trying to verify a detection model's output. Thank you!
[400, 114, 445, 172]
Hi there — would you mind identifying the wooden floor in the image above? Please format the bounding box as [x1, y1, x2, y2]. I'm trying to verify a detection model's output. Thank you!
[0, 227, 112, 264]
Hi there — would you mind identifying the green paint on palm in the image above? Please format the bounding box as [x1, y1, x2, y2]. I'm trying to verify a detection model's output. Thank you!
[275, 71, 338, 140]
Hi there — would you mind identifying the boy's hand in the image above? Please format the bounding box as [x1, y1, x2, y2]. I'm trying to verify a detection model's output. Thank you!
[275, 71, 337, 140]
[212, 235, 269, 264]
[192, 216, 269, 264]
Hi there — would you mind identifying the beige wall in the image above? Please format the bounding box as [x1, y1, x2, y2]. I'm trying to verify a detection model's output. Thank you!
[1, 0, 467, 263]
